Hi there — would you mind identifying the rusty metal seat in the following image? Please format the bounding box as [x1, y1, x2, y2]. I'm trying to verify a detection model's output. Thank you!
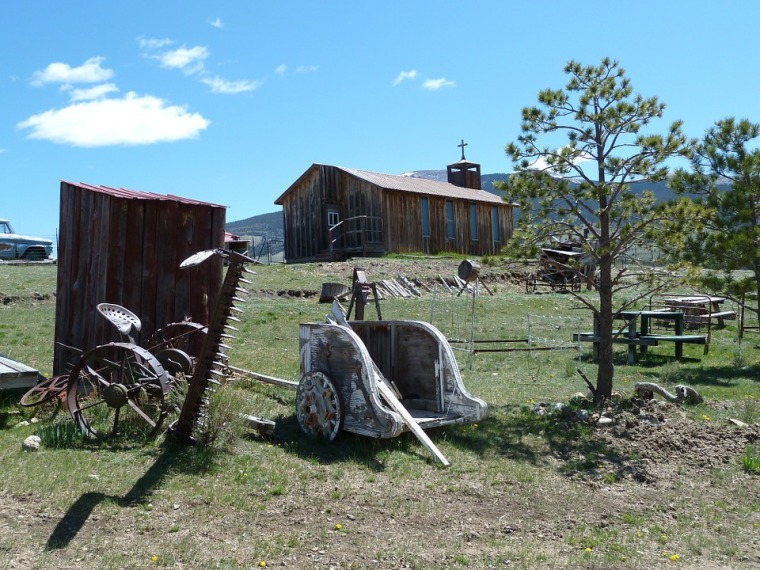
[97, 303, 142, 343]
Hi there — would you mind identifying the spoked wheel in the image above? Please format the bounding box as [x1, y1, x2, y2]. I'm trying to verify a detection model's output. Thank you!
[147, 321, 208, 376]
[66, 342, 171, 439]
[20, 374, 69, 407]
[295, 371, 343, 441]
[19, 374, 69, 420]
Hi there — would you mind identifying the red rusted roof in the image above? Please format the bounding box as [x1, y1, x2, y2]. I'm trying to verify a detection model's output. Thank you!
[61, 181, 227, 208]
[275, 164, 509, 205]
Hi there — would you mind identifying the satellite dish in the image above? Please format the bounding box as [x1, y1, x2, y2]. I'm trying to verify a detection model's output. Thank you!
[180, 249, 218, 268]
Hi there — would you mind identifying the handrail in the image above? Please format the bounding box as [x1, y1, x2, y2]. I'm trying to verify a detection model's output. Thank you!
[328, 215, 383, 260]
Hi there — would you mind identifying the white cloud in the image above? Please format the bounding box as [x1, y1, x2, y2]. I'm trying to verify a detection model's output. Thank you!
[275, 64, 287, 76]
[201, 76, 261, 94]
[393, 70, 417, 86]
[69, 83, 120, 102]
[209, 17, 224, 29]
[138, 36, 174, 50]
[31, 57, 114, 87]
[295, 65, 318, 73]
[17, 93, 210, 147]
[159, 46, 209, 75]
[422, 77, 455, 91]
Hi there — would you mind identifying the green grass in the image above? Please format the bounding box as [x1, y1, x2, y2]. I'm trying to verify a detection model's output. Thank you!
[1, 261, 759, 568]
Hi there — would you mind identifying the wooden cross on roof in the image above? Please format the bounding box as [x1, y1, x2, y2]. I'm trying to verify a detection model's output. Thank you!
[458, 139, 468, 160]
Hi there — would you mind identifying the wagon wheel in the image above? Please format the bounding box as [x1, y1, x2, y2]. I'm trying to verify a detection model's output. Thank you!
[66, 342, 171, 439]
[147, 321, 207, 376]
[295, 371, 344, 441]
[19, 374, 69, 407]
[19, 374, 69, 421]
[525, 273, 537, 294]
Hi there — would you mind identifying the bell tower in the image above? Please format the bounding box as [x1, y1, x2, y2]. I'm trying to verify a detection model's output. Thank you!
[447, 139, 481, 190]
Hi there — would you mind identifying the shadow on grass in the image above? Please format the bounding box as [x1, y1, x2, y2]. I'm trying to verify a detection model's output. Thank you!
[267, 403, 631, 478]
[264, 413, 402, 471]
[45, 442, 221, 551]
[440, 403, 638, 480]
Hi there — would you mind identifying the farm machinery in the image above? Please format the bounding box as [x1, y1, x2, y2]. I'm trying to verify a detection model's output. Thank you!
[19, 249, 487, 465]
[19, 247, 251, 442]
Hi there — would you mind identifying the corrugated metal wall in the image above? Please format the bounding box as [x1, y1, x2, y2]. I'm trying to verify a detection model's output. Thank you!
[54, 182, 226, 374]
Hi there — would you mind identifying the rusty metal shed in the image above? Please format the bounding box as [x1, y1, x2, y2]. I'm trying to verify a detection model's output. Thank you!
[54, 181, 226, 375]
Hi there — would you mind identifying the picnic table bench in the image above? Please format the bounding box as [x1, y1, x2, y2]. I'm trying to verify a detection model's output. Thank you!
[574, 310, 707, 364]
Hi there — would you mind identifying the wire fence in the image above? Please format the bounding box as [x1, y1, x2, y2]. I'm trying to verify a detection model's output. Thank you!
[429, 284, 582, 368]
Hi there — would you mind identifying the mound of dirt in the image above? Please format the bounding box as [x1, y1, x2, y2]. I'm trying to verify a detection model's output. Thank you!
[564, 398, 760, 487]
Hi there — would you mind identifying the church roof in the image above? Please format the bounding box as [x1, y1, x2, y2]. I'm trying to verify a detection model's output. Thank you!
[275, 164, 506, 205]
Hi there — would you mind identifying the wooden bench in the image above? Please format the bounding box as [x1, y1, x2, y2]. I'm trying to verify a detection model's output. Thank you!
[573, 332, 659, 364]
[573, 332, 659, 346]
[683, 310, 736, 326]
[639, 334, 706, 344]
[638, 333, 706, 359]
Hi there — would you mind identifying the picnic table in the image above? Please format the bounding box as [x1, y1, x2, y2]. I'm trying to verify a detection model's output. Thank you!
[660, 295, 736, 328]
[574, 310, 707, 364]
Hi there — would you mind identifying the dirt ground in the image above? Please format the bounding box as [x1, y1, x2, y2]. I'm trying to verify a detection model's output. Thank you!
[2, 401, 758, 569]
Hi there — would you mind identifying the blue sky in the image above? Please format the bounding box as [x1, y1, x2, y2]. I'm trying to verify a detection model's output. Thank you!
[3, 1, 759, 243]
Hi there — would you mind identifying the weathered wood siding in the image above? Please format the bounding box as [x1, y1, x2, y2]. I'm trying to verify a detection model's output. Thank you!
[54, 182, 226, 374]
[383, 191, 513, 256]
[279, 164, 514, 261]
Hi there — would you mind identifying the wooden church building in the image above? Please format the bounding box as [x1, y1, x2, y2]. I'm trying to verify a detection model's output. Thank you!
[275, 146, 514, 262]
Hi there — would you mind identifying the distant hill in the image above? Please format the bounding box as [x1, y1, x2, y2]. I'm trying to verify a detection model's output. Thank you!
[227, 211, 283, 239]
[226, 211, 284, 260]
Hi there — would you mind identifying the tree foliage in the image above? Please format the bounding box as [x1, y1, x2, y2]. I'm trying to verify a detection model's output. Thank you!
[497, 58, 691, 402]
[668, 117, 760, 317]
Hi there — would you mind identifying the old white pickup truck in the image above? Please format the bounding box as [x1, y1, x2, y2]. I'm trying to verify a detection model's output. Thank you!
[0, 219, 53, 261]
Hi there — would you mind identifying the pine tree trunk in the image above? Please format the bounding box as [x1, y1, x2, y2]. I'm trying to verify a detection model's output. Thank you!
[595, 257, 615, 403]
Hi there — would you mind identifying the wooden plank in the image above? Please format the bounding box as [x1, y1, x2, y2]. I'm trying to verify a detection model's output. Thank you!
[0, 355, 39, 390]
[377, 380, 450, 467]
[329, 302, 449, 467]
[227, 365, 298, 390]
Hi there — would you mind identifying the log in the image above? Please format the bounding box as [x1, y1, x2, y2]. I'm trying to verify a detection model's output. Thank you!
[633, 382, 703, 404]
[457, 259, 481, 283]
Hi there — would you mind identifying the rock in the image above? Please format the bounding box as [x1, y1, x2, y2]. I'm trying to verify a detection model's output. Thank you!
[22, 435, 41, 451]
[532, 404, 547, 416]
[596, 417, 614, 427]
[728, 418, 749, 428]
[576, 409, 590, 422]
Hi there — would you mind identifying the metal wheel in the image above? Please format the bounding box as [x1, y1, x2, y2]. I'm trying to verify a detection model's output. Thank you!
[20, 374, 69, 407]
[66, 342, 170, 439]
[295, 371, 343, 441]
[147, 321, 207, 375]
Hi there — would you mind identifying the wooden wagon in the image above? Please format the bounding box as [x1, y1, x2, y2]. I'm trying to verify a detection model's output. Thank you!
[297, 317, 487, 445]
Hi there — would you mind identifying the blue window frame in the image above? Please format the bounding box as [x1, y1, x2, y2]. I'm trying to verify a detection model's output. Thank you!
[421, 197, 430, 237]
[470, 203, 478, 241]
[446, 201, 455, 239]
